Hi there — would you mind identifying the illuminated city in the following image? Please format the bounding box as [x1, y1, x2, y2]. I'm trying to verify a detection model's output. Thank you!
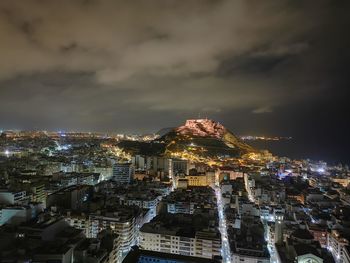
[1, 119, 349, 263]
[1, 1, 349, 263]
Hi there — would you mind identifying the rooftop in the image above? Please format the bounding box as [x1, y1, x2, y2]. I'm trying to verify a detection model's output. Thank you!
[123, 246, 221, 263]
[292, 228, 314, 240]
[140, 212, 220, 239]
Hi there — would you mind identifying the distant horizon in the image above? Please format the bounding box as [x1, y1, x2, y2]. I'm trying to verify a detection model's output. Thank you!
[0, 127, 293, 138]
[1, 129, 293, 140]
[1, 117, 295, 137]
[2, 126, 349, 165]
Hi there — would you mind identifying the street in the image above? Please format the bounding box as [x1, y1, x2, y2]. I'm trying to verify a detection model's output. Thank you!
[215, 186, 231, 263]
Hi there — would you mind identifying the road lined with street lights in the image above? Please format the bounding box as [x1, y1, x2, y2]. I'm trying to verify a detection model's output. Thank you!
[215, 186, 231, 263]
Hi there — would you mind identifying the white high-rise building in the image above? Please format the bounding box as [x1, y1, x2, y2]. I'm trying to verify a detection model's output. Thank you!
[89, 213, 137, 254]
[112, 163, 134, 184]
[132, 155, 146, 170]
[275, 212, 284, 245]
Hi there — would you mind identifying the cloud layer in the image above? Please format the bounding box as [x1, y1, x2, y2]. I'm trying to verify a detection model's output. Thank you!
[0, 0, 349, 136]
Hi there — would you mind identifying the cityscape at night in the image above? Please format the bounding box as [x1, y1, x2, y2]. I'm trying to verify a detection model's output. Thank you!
[0, 1, 349, 263]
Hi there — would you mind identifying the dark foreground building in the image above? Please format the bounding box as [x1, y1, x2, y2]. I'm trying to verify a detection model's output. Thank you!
[123, 246, 222, 263]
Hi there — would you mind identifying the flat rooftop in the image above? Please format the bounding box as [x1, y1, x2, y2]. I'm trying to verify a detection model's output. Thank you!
[123, 246, 221, 263]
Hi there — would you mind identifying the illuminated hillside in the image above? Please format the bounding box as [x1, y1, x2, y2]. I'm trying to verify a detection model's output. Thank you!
[118, 119, 256, 162]
[158, 119, 255, 160]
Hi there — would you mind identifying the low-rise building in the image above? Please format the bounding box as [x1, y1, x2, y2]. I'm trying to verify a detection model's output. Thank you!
[47, 185, 93, 210]
[140, 212, 221, 259]
[0, 189, 27, 205]
[0, 203, 44, 226]
[162, 187, 216, 214]
[123, 246, 221, 263]
[276, 228, 333, 263]
[342, 246, 350, 263]
[74, 230, 122, 263]
[328, 230, 349, 261]
[229, 216, 270, 263]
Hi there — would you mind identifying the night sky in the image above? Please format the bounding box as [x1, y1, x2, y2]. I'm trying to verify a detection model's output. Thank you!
[0, 1, 349, 162]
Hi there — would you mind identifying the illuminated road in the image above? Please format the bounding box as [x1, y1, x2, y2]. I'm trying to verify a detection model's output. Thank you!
[268, 244, 278, 263]
[215, 186, 231, 263]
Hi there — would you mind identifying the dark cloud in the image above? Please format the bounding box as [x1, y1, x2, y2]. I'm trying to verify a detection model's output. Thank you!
[0, 0, 349, 161]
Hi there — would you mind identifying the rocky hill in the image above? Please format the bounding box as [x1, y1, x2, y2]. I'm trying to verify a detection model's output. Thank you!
[157, 119, 254, 158]
[118, 119, 255, 161]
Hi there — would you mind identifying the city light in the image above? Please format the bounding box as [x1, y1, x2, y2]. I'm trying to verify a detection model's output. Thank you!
[317, 168, 325, 174]
[0, 119, 347, 263]
[0, 0, 347, 261]
[214, 186, 231, 263]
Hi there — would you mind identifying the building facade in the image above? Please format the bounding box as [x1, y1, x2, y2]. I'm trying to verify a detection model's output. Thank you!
[113, 163, 134, 184]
